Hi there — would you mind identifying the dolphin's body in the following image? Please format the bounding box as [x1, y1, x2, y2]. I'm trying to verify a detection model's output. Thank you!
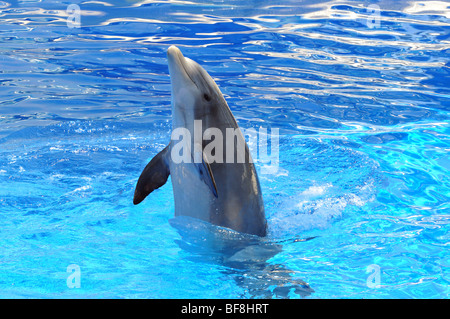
[133, 46, 267, 237]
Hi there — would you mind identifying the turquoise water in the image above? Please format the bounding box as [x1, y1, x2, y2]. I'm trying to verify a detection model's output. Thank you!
[0, 0, 449, 298]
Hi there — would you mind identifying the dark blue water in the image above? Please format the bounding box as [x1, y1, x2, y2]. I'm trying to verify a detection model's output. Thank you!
[0, 0, 449, 298]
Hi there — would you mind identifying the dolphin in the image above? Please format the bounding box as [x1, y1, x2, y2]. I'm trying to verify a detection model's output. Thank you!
[133, 45, 267, 237]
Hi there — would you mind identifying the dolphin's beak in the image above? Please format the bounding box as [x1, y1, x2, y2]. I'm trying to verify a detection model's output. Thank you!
[167, 45, 183, 69]
[167, 45, 183, 61]
[167, 45, 196, 89]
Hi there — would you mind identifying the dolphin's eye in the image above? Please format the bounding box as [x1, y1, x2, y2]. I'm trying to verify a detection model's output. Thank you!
[203, 93, 211, 101]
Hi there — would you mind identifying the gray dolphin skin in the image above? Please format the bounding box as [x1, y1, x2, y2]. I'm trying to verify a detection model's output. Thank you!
[133, 45, 267, 237]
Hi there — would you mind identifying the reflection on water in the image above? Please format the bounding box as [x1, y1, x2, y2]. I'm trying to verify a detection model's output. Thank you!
[170, 216, 315, 298]
[1, 0, 448, 137]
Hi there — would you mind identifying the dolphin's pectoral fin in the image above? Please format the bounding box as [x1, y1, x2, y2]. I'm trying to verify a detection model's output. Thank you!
[193, 149, 218, 198]
[133, 145, 170, 205]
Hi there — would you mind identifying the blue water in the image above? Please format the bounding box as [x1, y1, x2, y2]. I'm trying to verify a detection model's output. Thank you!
[0, 0, 449, 299]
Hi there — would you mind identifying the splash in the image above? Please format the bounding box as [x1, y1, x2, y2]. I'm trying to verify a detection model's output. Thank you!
[264, 136, 381, 238]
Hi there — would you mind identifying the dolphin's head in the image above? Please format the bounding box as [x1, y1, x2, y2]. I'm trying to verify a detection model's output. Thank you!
[167, 45, 224, 122]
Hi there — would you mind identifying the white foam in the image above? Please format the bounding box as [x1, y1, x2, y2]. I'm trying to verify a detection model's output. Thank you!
[73, 185, 91, 192]
[300, 183, 332, 196]
[268, 181, 375, 238]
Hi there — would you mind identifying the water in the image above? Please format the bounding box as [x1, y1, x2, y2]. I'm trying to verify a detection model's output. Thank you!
[0, 0, 449, 299]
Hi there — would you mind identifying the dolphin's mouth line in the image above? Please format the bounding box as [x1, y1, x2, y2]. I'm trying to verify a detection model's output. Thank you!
[171, 49, 199, 90]
[183, 63, 199, 90]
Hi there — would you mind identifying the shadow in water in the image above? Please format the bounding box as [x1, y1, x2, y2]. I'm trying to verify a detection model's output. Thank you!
[169, 216, 315, 298]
